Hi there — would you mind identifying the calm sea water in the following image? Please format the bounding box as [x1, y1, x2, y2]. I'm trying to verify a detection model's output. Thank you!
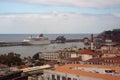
[0, 34, 92, 58]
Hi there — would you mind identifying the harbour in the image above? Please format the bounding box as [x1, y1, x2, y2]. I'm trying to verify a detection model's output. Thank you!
[0, 0, 119, 80]
[0, 41, 29, 47]
[0, 42, 85, 57]
[0, 34, 88, 57]
[0, 39, 84, 47]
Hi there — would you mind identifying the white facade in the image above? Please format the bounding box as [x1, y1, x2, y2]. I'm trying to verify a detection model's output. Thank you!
[0, 66, 10, 75]
[77, 54, 93, 61]
[81, 54, 93, 61]
[72, 67, 116, 74]
[42, 70, 101, 80]
[71, 53, 78, 58]
[102, 54, 119, 58]
[21, 65, 51, 73]
[39, 52, 59, 61]
[101, 46, 113, 51]
[91, 42, 94, 50]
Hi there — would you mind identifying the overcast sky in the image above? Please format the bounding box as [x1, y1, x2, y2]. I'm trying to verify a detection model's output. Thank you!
[0, 0, 120, 34]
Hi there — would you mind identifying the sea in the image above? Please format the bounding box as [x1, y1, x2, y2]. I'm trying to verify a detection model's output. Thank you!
[0, 34, 93, 58]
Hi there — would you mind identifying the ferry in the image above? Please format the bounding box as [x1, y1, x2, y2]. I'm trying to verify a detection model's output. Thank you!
[23, 34, 51, 45]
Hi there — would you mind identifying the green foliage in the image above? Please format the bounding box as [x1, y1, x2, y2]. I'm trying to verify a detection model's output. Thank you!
[78, 48, 82, 50]
[23, 72, 32, 76]
[0, 52, 22, 66]
[32, 52, 40, 60]
[98, 29, 120, 43]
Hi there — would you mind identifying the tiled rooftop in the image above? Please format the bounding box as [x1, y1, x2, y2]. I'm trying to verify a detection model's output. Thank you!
[54, 64, 120, 80]
[102, 50, 120, 54]
[86, 56, 120, 65]
[0, 64, 6, 67]
[15, 65, 29, 69]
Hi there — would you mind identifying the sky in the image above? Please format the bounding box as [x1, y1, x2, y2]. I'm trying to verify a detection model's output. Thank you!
[0, 0, 120, 34]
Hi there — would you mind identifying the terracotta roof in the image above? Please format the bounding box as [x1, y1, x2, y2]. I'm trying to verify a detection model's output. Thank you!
[46, 61, 57, 66]
[102, 50, 120, 54]
[16, 65, 29, 69]
[0, 64, 6, 67]
[77, 49, 97, 55]
[86, 56, 120, 65]
[55, 64, 120, 80]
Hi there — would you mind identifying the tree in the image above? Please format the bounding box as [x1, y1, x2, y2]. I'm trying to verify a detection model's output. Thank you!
[32, 52, 40, 60]
[0, 52, 22, 66]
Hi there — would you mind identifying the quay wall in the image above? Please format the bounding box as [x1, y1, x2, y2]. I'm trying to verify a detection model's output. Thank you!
[0, 39, 84, 47]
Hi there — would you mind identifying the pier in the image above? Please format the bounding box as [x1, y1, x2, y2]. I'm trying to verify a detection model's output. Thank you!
[0, 42, 30, 47]
[0, 38, 85, 47]
[50, 39, 83, 43]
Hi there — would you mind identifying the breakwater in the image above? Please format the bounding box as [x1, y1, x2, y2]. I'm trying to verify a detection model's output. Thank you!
[0, 39, 84, 47]
[51, 39, 83, 43]
[0, 42, 30, 47]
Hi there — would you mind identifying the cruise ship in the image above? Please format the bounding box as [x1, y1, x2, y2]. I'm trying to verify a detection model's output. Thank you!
[23, 34, 51, 45]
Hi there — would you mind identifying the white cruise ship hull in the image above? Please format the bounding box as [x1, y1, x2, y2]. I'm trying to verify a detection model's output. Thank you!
[28, 40, 50, 45]
[24, 40, 50, 45]
[23, 34, 51, 45]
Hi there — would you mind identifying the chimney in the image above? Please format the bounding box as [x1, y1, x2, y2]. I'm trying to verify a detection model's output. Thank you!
[91, 34, 94, 50]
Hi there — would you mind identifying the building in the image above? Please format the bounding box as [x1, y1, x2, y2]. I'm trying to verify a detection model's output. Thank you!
[76, 49, 98, 61]
[0, 64, 28, 80]
[59, 47, 78, 58]
[100, 41, 118, 51]
[101, 50, 120, 58]
[39, 47, 78, 62]
[0, 64, 9, 75]
[61, 57, 82, 64]
[85, 56, 120, 67]
[101, 44, 120, 58]
[39, 52, 59, 61]
[57, 47, 78, 64]
[90, 34, 95, 50]
[21, 64, 51, 74]
[43, 64, 120, 80]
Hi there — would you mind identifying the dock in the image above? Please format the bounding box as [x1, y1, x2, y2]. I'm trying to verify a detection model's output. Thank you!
[0, 42, 30, 47]
[0, 39, 84, 47]
[51, 39, 83, 43]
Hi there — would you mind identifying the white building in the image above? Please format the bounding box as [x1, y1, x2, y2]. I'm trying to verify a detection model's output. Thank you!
[39, 52, 59, 61]
[0, 64, 10, 75]
[76, 49, 98, 61]
[42, 64, 120, 80]
[39, 47, 78, 61]
[43, 70, 100, 80]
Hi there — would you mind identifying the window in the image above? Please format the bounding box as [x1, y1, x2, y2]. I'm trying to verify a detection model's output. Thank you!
[105, 70, 115, 73]
[57, 75, 60, 80]
[52, 75, 55, 80]
[68, 77, 71, 80]
[73, 78, 77, 80]
[62, 76, 66, 80]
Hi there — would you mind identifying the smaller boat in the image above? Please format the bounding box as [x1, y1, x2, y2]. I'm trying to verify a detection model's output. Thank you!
[23, 34, 51, 45]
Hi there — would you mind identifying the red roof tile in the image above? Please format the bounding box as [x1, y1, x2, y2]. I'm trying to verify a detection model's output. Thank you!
[16, 65, 29, 69]
[0, 64, 6, 67]
[86, 56, 120, 65]
[55, 64, 120, 80]
[102, 50, 120, 54]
